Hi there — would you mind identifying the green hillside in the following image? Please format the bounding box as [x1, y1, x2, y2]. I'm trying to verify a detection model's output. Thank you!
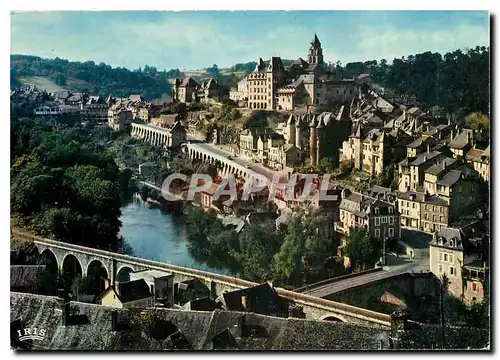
[11, 55, 174, 100]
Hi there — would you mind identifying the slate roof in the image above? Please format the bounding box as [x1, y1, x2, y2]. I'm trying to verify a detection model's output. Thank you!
[397, 191, 425, 202]
[179, 77, 199, 88]
[117, 279, 153, 303]
[424, 158, 456, 175]
[436, 169, 462, 187]
[11, 292, 484, 350]
[449, 129, 473, 149]
[409, 150, 442, 166]
[424, 195, 449, 206]
[10, 265, 46, 289]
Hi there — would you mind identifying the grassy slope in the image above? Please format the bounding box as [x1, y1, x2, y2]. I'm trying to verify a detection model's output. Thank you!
[16, 75, 94, 93]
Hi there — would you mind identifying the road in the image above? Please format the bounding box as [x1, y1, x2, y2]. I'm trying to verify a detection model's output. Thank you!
[186, 134, 283, 181]
[304, 256, 428, 298]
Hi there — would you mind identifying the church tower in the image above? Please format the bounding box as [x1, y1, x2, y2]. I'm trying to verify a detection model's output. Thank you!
[307, 34, 324, 66]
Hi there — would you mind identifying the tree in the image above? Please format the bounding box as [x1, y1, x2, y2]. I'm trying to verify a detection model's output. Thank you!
[344, 229, 380, 271]
[231, 219, 281, 282]
[272, 211, 329, 284]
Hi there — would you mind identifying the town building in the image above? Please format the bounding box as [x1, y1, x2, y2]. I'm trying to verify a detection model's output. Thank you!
[129, 269, 175, 307]
[229, 77, 249, 104]
[340, 126, 410, 177]
[108, 107, 133, 131]
[98, 279, 154, 309]
[174, 77, 199, 103]
[337, 189, 401, 246]
[467, 145, 490, 182]
[80, 96, 108, 123]
[429, 225, 488, 305]
[449, 128, 474, 158]
[243, 35, 358, 111]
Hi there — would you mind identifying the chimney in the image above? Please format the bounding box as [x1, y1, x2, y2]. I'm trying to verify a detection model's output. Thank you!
[403, 109, 406, 121]
[104, 278, 111, 290]
[57, 289, 70, 326]
[110, 310, 118, 331]
[114, 281, 120, 296]
[427, 143, 430, 153]
[450, 129, 454, 141]
[241, 295, 247, 309]
[341, 188, 350, 200]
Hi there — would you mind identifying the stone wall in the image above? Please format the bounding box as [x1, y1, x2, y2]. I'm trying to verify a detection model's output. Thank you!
[326, 273, 440, 315]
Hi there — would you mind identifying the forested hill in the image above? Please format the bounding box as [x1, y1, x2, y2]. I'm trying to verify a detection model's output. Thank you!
[343, 46, 490, 116]
[10, 55, 182, 100]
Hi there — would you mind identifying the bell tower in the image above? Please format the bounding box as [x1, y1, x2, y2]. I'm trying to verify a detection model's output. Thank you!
[307, 34, 324, 66]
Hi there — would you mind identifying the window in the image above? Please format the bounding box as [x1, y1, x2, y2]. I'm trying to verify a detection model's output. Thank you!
[449, 254, 454, 263]
[389, 217, 394, 225]
[438, 264, 443, 273]
[375, 229, 380, 238]
[449, 267, 455, 276]
[472, 283, 478, 292]
[382, 217, 387, 224]
[389, 228, 394, 237]
[413, 203, 416, 208]
[375, 217, 380, 226]
[444, 254, 448, 261]
[440, 216, 444, 223]
[438, 252, 443, 261]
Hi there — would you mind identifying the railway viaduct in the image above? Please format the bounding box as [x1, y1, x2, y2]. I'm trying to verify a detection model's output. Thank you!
[12, 230, 392, 329]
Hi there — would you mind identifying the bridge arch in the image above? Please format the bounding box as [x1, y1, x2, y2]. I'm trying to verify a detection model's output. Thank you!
[86, 259, 110, 280]
[116, 265, 135, 282]
[322, 315, 347, 323]
[40, 249, 58, 273]
[61, 253, 83, 278]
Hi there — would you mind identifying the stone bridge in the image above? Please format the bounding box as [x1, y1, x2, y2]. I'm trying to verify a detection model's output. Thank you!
[13, 230, 392, 328]
[130, 122, 181, 148]
[185, 142, 276, 180]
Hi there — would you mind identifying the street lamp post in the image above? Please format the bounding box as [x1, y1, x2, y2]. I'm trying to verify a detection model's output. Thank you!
[302, 255, 309, 291]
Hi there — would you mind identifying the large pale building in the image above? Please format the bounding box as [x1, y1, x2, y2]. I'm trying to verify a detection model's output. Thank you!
[236, 35, 357, 112]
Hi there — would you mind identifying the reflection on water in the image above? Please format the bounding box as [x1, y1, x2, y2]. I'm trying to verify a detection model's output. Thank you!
[119, 195, 237, 276]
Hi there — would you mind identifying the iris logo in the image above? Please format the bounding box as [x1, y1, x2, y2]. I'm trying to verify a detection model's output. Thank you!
[16, 328, 46, 342]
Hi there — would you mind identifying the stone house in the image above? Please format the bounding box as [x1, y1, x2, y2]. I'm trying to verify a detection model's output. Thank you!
[239, 128, 264, 157]
[397, 191, 425, 229]
[108, 107, 133, 131]
[429, 225, 488, 305]
[337, 189, 400, 246]
[97, 279, 154, 309]
[268, 144, 298, 170]
[449, 128, 474, 158]
[467, 145, 490, 182]
[129, 269, 175, 307]
[420, 195, 450, 233]
[397, 150, 445, 192]
[229, 77, 249, 103]
[341, 126, 409, 177]
[174, 77, 199, 103]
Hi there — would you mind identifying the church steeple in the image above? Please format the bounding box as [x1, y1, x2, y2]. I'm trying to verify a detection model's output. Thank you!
[308, 34, 323, 66]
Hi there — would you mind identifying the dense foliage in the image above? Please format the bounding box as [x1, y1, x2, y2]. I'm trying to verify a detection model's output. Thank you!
[343, 229, 380, 271]
[342, 46, 489, 116]
[185, 206, 342, 286]
[11, 118, 130, 251]
[10, 55, 177, 100]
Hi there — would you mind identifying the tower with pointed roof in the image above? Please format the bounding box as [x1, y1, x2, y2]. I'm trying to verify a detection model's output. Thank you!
[309, 115, 317, 165]
[307, 34, 324, 66]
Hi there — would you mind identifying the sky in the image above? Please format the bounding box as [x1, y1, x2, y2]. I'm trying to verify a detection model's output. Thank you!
[11, 11, 489, 71]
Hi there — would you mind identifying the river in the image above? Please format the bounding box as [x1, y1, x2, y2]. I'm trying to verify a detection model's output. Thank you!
[118, 195, 237, 276]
